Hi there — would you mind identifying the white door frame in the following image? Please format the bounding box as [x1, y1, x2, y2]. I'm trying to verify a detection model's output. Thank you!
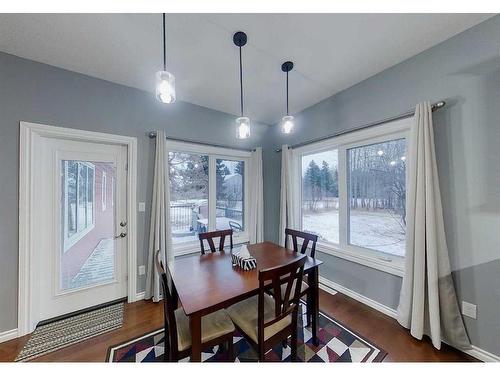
[18, 121, 138, 336]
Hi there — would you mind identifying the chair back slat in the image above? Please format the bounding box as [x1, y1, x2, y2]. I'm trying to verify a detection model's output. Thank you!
[258, 256, 306, 334]
[154, 250, 178, 360]
[198, 229, 234, 255]
[284, 228, 318, 258]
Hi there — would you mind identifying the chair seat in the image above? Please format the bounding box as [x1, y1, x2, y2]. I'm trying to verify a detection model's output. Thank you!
[227, 294, 291, 344]
[280, 279, 308, 297]
[175, 308, 235, 352]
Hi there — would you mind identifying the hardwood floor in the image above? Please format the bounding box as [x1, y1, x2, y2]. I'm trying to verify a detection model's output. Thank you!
[0, 289, 475, 362]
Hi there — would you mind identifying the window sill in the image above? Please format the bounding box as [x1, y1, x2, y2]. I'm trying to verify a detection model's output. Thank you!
[173, 234, 249, 257]
[315, 241, 405, 277]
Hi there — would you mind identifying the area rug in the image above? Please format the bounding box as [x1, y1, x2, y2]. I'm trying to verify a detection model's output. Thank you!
[106, 302, 387, 362]
[16, 302, 124, 362]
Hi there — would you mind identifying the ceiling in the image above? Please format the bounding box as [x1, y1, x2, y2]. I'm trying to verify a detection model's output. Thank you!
[0, 13, 494, 124]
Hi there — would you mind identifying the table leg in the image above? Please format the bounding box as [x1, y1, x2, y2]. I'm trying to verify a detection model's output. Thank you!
[190, 313, 202, 362]
[310, 267, 319, 346]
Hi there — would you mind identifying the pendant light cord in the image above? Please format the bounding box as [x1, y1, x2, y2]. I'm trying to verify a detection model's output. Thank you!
[286, 71, 289, 116]
[239, 45, 244, 117]
[162, 13, 166, 71]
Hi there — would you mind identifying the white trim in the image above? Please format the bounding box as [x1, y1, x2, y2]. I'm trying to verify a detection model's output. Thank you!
[316, 242, 405, 277]
[319, 276, 398, 319]
[135, 291, 146, 301]
[463, 345, 500, 362]
[0, 328, 19, 344]
[18, 121, 138, 336]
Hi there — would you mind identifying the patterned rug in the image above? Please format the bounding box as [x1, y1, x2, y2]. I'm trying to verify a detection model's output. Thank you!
[107, 302, 386, 362]
[16, 303, 124, 362]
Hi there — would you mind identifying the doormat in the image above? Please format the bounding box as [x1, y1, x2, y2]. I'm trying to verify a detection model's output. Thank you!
[15, 302, 124, 362]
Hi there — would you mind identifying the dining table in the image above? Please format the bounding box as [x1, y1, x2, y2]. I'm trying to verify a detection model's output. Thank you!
[167, 241, 323, 362]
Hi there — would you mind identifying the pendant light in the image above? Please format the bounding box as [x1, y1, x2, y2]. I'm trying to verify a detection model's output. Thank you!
[233, 31, 250, 139]
[280, 61, 295, 134]
[155, 13, 176, 104]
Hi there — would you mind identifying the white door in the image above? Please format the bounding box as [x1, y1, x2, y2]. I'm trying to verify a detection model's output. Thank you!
[32, 136, 128, 322]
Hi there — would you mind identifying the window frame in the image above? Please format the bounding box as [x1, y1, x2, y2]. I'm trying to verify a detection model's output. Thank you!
[101, 171, 107, 211]
[166, 140, 251, 256]
[292, 117, 412, 276]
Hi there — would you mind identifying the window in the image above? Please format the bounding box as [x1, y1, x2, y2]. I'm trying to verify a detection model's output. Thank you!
[347, 139, 406, 257]
[62, 160, 95, 252]
[301, 150, 339, 244]
[294, 118, 410, 275]
[216, 159, 244, 232]
[167, 141, 250, 254]
[169, 152, 209, 245]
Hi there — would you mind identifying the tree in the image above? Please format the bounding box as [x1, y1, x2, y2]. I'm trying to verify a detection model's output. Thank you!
[235, 161, 244, 176]
[320, 161, 334, 197]
[304, 160, 322, 210]
[216, 159, 230, 201]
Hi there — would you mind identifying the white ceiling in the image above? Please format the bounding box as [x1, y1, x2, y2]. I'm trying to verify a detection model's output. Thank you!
[0, 13, 494, 124]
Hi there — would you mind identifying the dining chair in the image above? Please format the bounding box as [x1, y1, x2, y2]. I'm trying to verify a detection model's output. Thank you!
[198, 229, 233, 255]
[227, 255, 307, 361]
[284, 228, 319, 327]
[154, 250, 235, 362]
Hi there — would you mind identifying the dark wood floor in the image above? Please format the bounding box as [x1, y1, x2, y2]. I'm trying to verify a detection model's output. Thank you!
[0, 289, 475, 362]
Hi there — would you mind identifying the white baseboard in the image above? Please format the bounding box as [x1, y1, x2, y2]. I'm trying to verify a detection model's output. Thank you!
[135, 291, 145, 301]
[463, 345, 500, 362]
[319, 276, 398, 319]
[0, 328, 18, 344]
[319, 276, 499, 362]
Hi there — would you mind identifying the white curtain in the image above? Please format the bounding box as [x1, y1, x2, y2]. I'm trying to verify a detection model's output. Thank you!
[279, 145, 296, 247]
[248, 147, 264, 243]
[145, 130, 173, 303]
[397, 102, 470, 350]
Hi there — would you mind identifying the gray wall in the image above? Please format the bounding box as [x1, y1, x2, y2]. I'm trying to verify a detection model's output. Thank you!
[264, 15, 500, 355]
[0, 51, 270, 333]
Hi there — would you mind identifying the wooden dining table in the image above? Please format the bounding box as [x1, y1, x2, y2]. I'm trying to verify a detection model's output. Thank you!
[167, 241, 323, 362]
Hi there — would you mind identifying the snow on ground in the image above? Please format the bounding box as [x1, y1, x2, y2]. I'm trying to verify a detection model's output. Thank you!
[302, 209, 405, 257]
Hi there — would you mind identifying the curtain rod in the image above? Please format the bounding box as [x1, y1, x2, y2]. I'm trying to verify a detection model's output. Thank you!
[275, 100, 446, 152]
[148, 131, 256, 152]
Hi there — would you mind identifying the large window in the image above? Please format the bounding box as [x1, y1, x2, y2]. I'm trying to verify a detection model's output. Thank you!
[167, 141, 250, 254]
[295, 118, 410, 275]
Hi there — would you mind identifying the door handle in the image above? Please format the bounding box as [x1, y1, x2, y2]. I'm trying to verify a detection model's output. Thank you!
[115, 233, 127, 239]
[120, 221, 127, 227]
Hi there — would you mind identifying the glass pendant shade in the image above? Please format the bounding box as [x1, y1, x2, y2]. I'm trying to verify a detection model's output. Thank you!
[281, 115, 295, 134]
[235, 116, 251, 139]
[155, 70, 176, 104]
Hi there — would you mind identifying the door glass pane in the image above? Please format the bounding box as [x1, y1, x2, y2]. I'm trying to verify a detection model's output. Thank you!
[301, 150, 339, 243]
[169, 152, 209, 244]
[60, 160, 116, 291]
[347, 138, 406, 257]
[216, 159, 244, 232]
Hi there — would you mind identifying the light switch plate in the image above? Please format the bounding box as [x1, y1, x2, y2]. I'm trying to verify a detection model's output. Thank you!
[462, 301, 477, 319]
[138, 202, 146, 212]
[138, 265, 146, 276]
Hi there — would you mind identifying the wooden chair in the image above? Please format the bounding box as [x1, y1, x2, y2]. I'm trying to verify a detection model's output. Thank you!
[284, 228, 319, 327]
[198, 229, 233, 255]
[227, 255, 307, 361]
[154, 250, 235, 362]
